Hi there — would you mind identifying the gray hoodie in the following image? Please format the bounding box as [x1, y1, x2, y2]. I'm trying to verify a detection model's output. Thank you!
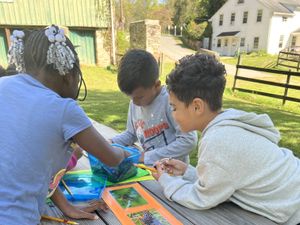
[158, 108, 300, 224]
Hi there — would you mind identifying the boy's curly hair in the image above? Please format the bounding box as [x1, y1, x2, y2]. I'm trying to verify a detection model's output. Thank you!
[118, 49, 159, 94]
[166, 54, 226, 111]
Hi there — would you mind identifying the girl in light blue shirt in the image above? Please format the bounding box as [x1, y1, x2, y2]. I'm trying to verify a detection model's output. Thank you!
[0, 25, 128, 225]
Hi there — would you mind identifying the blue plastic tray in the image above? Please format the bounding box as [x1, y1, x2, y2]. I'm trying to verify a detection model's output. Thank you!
[88, 144, 141, 182]
[59, 173, 106, 201]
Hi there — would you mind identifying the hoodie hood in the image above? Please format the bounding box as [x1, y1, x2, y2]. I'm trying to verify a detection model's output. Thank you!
[203, 109, 281, 144]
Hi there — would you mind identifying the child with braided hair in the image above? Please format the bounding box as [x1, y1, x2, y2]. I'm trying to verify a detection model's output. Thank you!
[0, 25, 129, 225]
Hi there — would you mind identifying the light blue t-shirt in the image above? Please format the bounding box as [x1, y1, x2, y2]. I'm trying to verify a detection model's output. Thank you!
[0, 74, 92, 225]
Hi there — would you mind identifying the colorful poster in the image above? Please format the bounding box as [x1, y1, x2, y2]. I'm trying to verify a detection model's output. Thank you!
[102, 183, 183, 225]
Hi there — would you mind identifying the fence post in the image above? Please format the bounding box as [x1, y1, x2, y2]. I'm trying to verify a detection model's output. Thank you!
[276, 51, 281, 66]
[232, 54, 241, 92]
[297, 55, 300, 72]
[283, 69, 291, 105]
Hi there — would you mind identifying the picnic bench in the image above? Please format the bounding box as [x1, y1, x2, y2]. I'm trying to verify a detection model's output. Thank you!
[40, 120, 277, 225]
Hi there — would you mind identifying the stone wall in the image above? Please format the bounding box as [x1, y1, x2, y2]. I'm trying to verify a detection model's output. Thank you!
[129, 20, 161, 57]
[95, 28, 111, 66]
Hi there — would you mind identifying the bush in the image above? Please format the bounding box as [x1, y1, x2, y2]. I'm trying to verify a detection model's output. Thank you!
[184, 21, 211, 41]
[116, 30, 130, 55]
[248, 50, 269, 57]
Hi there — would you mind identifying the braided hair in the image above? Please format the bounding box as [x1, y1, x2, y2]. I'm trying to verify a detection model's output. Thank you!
[23, 27, 79, 76]
[8, 25, 87, 100]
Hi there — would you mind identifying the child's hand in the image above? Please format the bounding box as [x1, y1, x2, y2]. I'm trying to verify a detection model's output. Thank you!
[151, 161, 166, 180]
[72, 144, 83, 160]
[62, 200, 108, 220]
[139, 151, 145, 162]
[157, 158, 188, 176]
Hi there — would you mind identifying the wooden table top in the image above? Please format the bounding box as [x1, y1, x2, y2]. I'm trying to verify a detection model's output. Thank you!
[40, 119, 277, 225]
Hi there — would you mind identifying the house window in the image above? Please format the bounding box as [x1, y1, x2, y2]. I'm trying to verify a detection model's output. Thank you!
[219, 14, 224, 26]
[225, 39, 228, 47]
[240, 38, 245, 47]
[253, 37, 259, 49]
[243, 12, 248, 24]
[282, 16, 288, 22]
[257, 9, 263, 22]
[230, 13, 236, 25]
[291, 36, 296, 47]
[217, 39, 221, 47]
[238, 0, 244, 3]
[279, 35, 284, 48]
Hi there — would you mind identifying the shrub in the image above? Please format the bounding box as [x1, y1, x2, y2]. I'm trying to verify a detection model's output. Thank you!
[116, 30, 130, 55]
[183, 21, 211, 41]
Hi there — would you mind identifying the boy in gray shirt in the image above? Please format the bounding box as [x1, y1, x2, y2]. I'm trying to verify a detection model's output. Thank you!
[112, 49, 197, 165]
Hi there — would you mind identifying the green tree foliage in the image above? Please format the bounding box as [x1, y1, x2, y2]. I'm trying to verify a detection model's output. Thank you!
[115, 0, 172, 31]
[114, 0, 226, 41]
[169, 0, 226, 40]
[184, 21, 211, 40]
[171, 0, 200, 25]
[116, 30, 130, 54]
[198, 0, 227, 18]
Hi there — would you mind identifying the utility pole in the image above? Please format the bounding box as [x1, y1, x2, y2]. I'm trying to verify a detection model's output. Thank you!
[109, 0, 116, 65]
[119, 0, 125, 30]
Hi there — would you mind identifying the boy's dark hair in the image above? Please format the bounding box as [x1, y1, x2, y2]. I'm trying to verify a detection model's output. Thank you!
[118, 49, 159, 94]
[166, 54, 226, 111]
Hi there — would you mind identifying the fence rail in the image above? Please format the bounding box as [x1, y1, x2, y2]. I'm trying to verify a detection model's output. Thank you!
[232, 55, 300, 105]
[276, 51, 300, 71]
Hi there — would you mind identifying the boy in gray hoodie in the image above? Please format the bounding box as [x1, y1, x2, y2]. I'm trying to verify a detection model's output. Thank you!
[111, 49, 197, 165]
[153, 54, 300, 225]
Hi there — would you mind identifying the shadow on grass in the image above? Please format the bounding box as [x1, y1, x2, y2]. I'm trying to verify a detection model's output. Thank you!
[79, 90, 130, 132]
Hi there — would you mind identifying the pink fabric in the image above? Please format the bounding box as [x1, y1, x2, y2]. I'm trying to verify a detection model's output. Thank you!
[66, 152, 78, 171]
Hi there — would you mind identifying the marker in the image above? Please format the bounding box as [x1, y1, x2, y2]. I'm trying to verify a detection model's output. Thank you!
[133, 164, 157, 173]
[41, 215, 79, 225]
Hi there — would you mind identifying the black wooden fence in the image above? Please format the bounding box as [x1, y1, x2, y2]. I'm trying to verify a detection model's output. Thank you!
[276, 51, 300, 71]
[232, 55, 300, 105]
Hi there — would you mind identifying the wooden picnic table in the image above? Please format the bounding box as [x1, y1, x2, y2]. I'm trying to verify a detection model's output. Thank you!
[40, 120, 277, 225]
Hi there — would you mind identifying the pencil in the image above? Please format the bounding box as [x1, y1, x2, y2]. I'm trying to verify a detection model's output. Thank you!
[133, 163, 157, 173]
[41, 215, 79, 225]
[61, 179, 73, 197]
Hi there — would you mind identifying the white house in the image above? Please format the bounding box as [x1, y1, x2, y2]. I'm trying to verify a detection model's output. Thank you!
[209, 0, 300, 56]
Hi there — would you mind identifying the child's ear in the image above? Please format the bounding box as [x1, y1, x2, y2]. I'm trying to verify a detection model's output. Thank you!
[154, 80, 161, 88]
[192, 98, 205, 115]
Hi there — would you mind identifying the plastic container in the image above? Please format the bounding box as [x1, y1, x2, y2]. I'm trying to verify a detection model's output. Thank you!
[88, 144, 141, 183]
[59, 173, 106, 201]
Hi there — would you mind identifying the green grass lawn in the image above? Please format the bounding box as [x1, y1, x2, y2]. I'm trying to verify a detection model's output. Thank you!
[79, 62, 300, 166]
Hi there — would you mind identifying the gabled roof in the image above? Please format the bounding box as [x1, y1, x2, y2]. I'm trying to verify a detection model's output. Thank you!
[258, 0, 300, 14]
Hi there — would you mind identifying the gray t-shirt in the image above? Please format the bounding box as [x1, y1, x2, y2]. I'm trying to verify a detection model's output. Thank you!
[112, 86, 197, 164]
[0, 74, 92, 225]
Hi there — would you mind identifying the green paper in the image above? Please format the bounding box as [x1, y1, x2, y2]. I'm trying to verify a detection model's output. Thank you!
[66, 168, 154, 186]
